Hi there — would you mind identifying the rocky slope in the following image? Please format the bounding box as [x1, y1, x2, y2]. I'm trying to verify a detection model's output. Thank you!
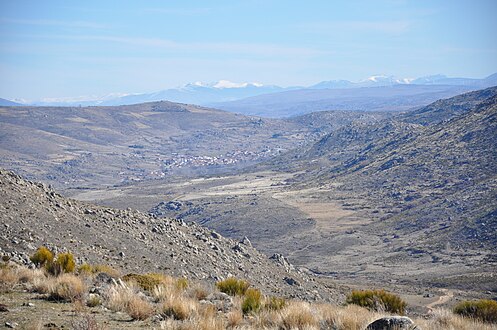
[298, 87, 497, 251]
[0, 168, 343, 303]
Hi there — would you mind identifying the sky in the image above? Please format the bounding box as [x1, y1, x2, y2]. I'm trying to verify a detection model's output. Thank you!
[0, 0, 496, 100]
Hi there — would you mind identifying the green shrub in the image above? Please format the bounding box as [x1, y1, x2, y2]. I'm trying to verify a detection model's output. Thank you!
[216, 277, 250, 296]
[242, 288, 262, 315]
[46, 252, 76, 276]
[30, 247, 54, 267]
[346, 289, 406, 314]
[123, 273, 163, 292]
[56, 253, 76, 273]
[265, 296, 286, 311]
[77, 263, 93, 275]
[175, 278, 188, 291]
[454, 299, 497, 323]
[91, 264, 120, 277]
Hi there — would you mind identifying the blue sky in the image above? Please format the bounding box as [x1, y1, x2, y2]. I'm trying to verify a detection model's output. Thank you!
[1, 0, 496, 100]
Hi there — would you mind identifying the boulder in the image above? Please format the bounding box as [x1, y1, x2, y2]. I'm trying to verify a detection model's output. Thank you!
[366, 316, 419, 330]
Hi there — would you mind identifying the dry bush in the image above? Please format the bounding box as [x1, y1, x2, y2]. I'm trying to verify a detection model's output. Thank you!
[162, 297, 197, 320]
[105, 284, 135, 312]
[226, 309, 243, 328]
[105, 283, 154, 320]
[251, 309, 283, 328]
[91, 264, 120, 277]
[123, 273, 175, 292]
[17, 267, 45, 284]
[0, 266, 19, 290]
[127, 295, 155, 320]
[77, 263, 93, 276]
[454, 299, 497, 323]
[317, 303, 378, 330]
[265, 296, 287, 311]
[346, 289, 407, 314]
[78, 264, 120, 278]
[152, 284, 181, 303]
[0, 265, 45, 290]
[216, 277, 249, 296]
[414, 308, 497, 330]
[49, 273, 86, 302]
[176, 277, 189, 291]
[242, 288, 262, 315]
[281, 301, 319, 329]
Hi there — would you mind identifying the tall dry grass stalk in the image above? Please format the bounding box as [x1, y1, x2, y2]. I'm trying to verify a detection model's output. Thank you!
[105, 282, 154, 320]
[414, 308, 497, 330]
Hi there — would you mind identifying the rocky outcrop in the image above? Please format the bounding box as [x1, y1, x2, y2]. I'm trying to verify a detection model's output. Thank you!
[366, 316, 420, 330]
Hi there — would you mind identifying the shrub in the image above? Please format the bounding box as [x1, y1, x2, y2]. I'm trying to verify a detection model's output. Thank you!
[91, 264, 120, 277]
[265, 296, 286, 311]
[123, 273, 163, 292]
[176, 278, 188, 291]
[454, 299, 497, 323]
[56, 252, 76, 273]
[30, 247, 54, 267]
[216, 277, 249, 296]
[49, 273, 86, 302]
[242, 288, 262, 315]
[77, 263, 93, 275]
[346, 289, 406, 314]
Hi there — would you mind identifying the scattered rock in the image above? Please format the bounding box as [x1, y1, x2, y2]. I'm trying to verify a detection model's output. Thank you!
[240, 236, 252, 247]
[284, 276, 299, 286]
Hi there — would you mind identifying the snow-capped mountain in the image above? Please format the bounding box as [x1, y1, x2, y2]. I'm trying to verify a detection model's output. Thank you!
[5, 74, 495, 107]
[311, 73, 496, 90]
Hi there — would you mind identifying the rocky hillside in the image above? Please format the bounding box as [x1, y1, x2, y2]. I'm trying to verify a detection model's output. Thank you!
[301, 87, 497, 251]
[0, 169, 343, 303]
[0, 101, 386, 191]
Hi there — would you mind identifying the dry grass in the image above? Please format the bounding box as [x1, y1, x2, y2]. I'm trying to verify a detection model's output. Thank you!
[162, 297, 197, 320]
[415, 308, 497, 330]
[280, 301, 319, 329]
[105, 283, 154, 320]
[0, 266, 19, 291]
[127, 295, 155, 320]
[48, 273, 86, 302]
[316, 303, 378, 330]
[5, 263, 497, 330]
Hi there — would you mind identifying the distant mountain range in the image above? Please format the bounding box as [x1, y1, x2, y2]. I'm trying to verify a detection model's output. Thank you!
[0, 98, 22, 106]
[2, 73, 496, 112]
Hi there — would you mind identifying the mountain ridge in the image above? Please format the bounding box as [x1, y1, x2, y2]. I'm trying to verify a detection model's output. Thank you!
[7, 73, 496, 108]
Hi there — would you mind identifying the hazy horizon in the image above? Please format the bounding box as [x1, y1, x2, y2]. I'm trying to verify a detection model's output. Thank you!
[1, 0, 497, 100]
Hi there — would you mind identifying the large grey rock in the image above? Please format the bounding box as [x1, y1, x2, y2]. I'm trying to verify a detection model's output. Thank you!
[366, 316, 419, 330]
